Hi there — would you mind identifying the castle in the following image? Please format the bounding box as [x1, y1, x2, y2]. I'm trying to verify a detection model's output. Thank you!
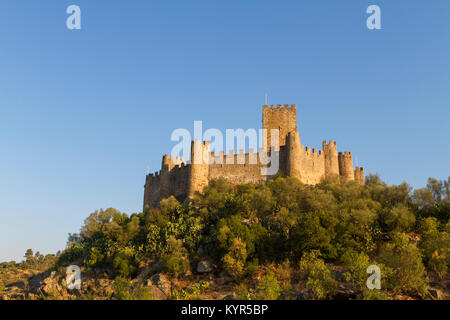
[144, 104, 365, 209]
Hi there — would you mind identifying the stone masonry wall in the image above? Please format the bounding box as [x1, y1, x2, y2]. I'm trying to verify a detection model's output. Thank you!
[262, 104, 297, 150]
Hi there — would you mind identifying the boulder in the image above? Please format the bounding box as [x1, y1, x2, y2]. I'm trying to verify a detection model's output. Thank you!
[149, 273, 171, 298]
[197, 261, 213, 273]
[146, 281, 168, 300]
[39, 271, 65, 297]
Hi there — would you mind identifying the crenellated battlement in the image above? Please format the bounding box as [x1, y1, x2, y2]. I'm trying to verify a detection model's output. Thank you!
[263, 104, 297, 111]
[147, 171, 161, 178]
[144, 103, 366, 209]
[162, 154, 186, 171]
[302, 146, 323, 157]
[323, 140, 337, 147]
[207, 147, 279, 167]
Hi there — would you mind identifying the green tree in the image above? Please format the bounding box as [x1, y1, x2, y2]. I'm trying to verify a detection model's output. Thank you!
[161, 236, 190, 276]
[427, 178, 443, 204]
[418, 218, 449, 279]
[298, 250, 337, 299]
[256, 271, 281, 300]
[222, 238, 248, 280]
[378, 233, 428, 296]
[160, 196, 180, 216]
[381, 203, 415, 233]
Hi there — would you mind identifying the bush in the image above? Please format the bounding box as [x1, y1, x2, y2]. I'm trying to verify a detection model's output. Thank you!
[378, 233, 428, 296]
[298, 250, 337, 299]
[86, 247, 105, 268]
[268, 260, 292, 283]
[418, 218, 449, 279]
[51, 174, 449, 300]
[113, 276, 153, 300]
[172, 281, 209, 300]
[256, 271, 281, 300]
[161, 236, 190, 276]
[382, 204, 416, 233]
[340, 249, 391, 299]
[340, 249, 370, 287]
[222, 238, 248, 280]
[363, 289, 391, 300]
[291, 212, 337, 260]
[113, 249, 137, 278]
[419, 217, 440, 235]
[215, 215, 267, 260]
[160, 196, 180, 216]
[56, 244, 84, 267]
[428, 250, 448, 279]
[235, 283, 252, 300]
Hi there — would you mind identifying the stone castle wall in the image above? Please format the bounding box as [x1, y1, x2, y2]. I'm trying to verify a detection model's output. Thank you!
[208, 149, 268, 185]
[143, 104, 365, 209]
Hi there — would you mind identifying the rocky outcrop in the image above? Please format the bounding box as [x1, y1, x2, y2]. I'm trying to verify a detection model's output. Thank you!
[147, 273, 171, 299]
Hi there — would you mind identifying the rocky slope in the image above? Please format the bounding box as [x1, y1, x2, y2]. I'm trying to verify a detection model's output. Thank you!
[1, 260, 448, 300]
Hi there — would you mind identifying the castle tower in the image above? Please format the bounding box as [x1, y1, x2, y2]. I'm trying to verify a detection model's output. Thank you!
[159, 154, 174, 199]
[286, 131, 302, 180]
[338, 152, 355, 182]
[322, 140, 339, 178]
[354, 167, 365, 185]
[262, 104, 297, 151]
[187, 139, 210, 198]
[143, 172, 161, 210]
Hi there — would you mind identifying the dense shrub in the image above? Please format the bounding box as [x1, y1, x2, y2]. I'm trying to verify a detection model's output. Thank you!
[418, 217, 449, 279]
[256, 271, 281, 300]
[113, 276, 153, 300]
[298, 250, 337, 299]
[378, 233, 428, 296]
[161, 236, 190, 276]
[112, 247, 137, 278]
[42, 174, 449, 299]
[222, 238, 248, 280]
[381, 203, 416, 233]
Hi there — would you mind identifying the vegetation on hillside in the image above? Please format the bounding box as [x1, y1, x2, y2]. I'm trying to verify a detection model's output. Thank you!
[1, 174, 449, 300]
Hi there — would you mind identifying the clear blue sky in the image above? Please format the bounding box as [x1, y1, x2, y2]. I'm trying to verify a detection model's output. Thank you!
[1, 1, 449, 262]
